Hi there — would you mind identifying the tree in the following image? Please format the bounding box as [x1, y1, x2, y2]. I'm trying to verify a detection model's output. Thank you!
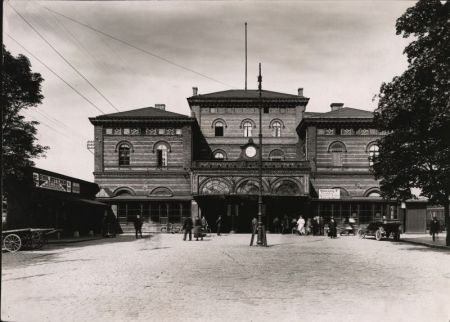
[373, 0, 450, 245]
[2, 45, 48, 180]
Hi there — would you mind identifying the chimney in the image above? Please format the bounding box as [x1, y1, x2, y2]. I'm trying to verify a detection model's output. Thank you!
[330, 103, 344, 111]
[155, 104, 165, 110]
[192, 87, 198, 96]
[298, 88, 303, 96]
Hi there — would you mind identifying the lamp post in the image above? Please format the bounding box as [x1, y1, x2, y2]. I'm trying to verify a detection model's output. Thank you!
[401, 201, 406, 233]
[257, 63, 264, 245]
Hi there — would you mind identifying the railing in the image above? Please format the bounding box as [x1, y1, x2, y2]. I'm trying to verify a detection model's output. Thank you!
[192, 160, 311, 170]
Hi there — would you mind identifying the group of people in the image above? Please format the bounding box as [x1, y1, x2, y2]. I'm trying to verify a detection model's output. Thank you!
[272, 215, 327, 236]
[183, 215, 217, 241]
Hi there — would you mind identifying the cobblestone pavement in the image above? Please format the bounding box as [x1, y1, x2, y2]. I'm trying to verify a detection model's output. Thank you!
[2, 234, 450, 322]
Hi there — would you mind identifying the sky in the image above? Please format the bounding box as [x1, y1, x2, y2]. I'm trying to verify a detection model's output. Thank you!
[4, 0, 414, 181]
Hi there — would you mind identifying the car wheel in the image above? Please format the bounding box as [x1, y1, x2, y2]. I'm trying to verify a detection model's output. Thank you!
[375, 229, 382, 241]
[357, 229, 365, 239]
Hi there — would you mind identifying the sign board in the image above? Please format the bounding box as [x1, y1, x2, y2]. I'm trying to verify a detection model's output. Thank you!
[319, 189, 340, 199]
[33, 172, 79, 194]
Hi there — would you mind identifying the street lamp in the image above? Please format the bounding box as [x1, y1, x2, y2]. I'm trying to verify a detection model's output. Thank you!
[257, 63, 265, 246]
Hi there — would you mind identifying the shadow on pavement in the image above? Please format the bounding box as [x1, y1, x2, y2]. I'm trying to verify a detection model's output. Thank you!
[398, 244, 450, 254]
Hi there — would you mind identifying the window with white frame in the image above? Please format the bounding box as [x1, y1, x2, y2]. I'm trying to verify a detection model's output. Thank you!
[369, 144, 379, 166]
[156, 144, 168, 167]
[272, 121, 282, 137]
[243, 121, 253, 137]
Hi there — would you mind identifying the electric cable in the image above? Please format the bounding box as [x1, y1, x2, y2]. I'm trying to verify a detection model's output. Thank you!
[9, 4, 121, 112]
[44, 6, 238, 89]
[6, 33, 106, 115]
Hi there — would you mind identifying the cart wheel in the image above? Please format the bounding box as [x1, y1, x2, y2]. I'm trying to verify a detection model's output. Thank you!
[3, 234, 22, 252]
[160, 226, 167, 233]
[357, 229, 365, 239]
[174, 226, 181, 234]
[375, 229, 382, 241]
[32, 231, 45, 249]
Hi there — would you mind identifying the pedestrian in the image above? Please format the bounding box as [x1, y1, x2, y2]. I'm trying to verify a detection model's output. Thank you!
[305, 218, 312, 235]
[272, 216, 280, 233]
[251, 217, 258, 234]
[328, 217, 337, 238]
[201, 216, 207, 230]
[311, 216, 318, 236]
[429, 215, 440, 242]
[319, 216, 324, 235]
[134, 215, 143, 239]
[183, 217, 193, 241]
[216, 215, 222, 236]
[193, 217, 203, 241]
[297, 215, 305, 236]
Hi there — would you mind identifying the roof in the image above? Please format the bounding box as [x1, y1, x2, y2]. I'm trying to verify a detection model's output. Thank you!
[93, 106, 190, 119]
[305, 107, 374, 119]
[189, 89, 305, 100]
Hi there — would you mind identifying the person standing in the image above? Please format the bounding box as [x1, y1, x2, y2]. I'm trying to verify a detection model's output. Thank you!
[134, 215, 143, 239]
[201, 216, 207, 230]
[297, 216, 305, 236]
[251, 217, 258, 234]
[328, 217, 337, 238]
[183, 217, 193, 241]
[305, 218, 312, 235]
[430, 215, 440, 242]
[216, 215, 222, 236]
[318, 216, 324, 235]
[193, 217, 203, 241]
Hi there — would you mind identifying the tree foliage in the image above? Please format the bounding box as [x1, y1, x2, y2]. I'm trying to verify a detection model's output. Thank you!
[2, 45, 48, 180]
[373, 0, 450, 244]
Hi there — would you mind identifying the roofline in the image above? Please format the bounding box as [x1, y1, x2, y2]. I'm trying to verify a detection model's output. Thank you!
[89, 116, 196, 125]
[297, 117, 374, 132]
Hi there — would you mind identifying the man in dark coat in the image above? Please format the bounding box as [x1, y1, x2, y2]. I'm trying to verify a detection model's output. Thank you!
[134, 215, 143, 239]
[328, 217, 337, 238]
[430, 215, 440, 241]
[183, 217, 194, 241]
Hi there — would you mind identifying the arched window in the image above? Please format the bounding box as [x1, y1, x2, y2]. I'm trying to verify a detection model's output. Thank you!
[215, 121, 224, 137]
[329, 141, 346, 167]
[243, 121, 253, 137]
[368, 144, 379, 166]
[272, 121, 282, 137]
[269, 149, 284, 161]
[156, 143, 168, 167]
[118, 144, 130, 166]
[214, 152, 224, 160]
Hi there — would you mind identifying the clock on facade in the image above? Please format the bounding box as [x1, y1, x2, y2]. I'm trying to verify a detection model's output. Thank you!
[245, 146, 257, 158]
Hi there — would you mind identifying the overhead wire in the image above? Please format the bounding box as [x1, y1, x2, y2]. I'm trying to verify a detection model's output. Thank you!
[44, 6, 238, 89]
[9, 3, 121, 112]
[6, 33, 107, 115]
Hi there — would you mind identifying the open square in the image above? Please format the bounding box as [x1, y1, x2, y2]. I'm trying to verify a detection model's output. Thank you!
[2, 234, 449, 322]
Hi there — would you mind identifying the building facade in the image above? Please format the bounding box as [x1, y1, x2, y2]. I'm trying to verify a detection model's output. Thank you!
[90, 88, 399, 233]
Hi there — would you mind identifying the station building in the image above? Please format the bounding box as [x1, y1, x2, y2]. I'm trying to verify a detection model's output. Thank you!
[90, 87, 401, 233]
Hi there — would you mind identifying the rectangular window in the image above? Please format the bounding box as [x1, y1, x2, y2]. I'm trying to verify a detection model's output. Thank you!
[280, 108, 286, 114]
[105, 128, 113, 135]
[146, 128, 157, 135]
[210, 108, 216, 114]
[158, 128, 165, 135]
[123, 128, 130, 135]
[332, 152, 343, 167]
[175, 129, 182, 135]
[325, 128, 335, 135]
[157, 150, 168, 167]
[215, 126, 224, 136]
[341, 128, 353, 135]
[130, 128, 140, 135]
[113, 128, 122, 135]
[317, 129, 325, 135]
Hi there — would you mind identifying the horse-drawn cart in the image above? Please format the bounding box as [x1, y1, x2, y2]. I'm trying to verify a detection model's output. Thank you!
[2, 228, 59, 252]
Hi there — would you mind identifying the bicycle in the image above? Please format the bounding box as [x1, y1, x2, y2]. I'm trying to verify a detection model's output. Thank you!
[160, 223, 182, 234]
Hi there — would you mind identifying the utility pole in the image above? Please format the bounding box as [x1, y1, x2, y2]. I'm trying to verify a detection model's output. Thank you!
[1, 0, 5, 318]
[257, 63, 264, 245]
[245, 22, 247, 91]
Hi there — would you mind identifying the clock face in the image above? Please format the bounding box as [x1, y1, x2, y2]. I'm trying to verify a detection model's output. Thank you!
[245, 146, 257, 158]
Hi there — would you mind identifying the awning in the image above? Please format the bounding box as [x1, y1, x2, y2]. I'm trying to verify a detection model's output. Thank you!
[96, 195, 193, 202]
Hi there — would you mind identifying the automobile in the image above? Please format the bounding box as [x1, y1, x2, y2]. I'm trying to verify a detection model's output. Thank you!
[357, 221, 402, 241]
